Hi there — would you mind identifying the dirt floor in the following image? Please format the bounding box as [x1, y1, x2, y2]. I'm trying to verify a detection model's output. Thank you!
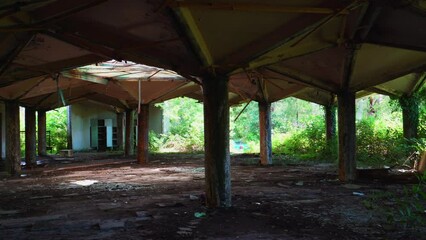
[0, 153, 425, 240]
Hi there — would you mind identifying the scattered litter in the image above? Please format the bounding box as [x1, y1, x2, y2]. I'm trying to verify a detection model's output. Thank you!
[343, 184, 362, 190]
[295, 181, 304, 186]
[0, 209, 21, 215]
[70, 180, 98, 186]
[99, 219, 125, 230]
[277, 183, 288, 188]
[63, 193, 79, 197]
[30, 195, 52, 200]
[135, 211, 152, 221]
[252, 212, 268, 217]
[36, 160, 48, 167]
[189, 194, 199, 200]
[178, 227, 192, 232]
[188, 219, 201, 225]
[194, 212, 206, 218]
[177, 230, 192, 237]
[352, 192, 365, 196]
[156, 202, 184, 208]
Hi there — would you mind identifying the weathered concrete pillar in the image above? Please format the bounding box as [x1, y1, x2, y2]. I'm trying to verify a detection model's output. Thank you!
[325, 104, 337, 155]
[67, 106, 73, 149]
[124, 109, 134, 157]
[37, 110, 47, 156]
[116, 112, 124, 150]
[259, 101, 272, 165]
[337, 90, 356, 181]
[137, 104, 149, 164]
[25, 107, 36, 167]
[5, 101, 21, 175]
[203, 74, 231, 208]
[399, 95, 419, 140]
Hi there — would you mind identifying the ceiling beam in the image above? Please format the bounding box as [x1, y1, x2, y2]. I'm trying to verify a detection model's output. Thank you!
[0, 54, 103, 87]
[365, 86, 400, 98]
[352, 64, 426, 92]
[13, 76, 49, 100]
[61, 70, 109, 85]
[407, 73, 426, 97]
[0, 34, 34, 78]
[169, 1, 349, 14]
[263, 67, 338, 93]
[176, 7, 213, 67]
[0, 0, 108, 32]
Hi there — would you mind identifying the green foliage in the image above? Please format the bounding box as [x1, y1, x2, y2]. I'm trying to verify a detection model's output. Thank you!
[272, 115, 330, 160]
[356, 116, 408, 167]
[230, 102, 259, 142]
[418, 86, 426, 138]
[363, 172, 426, 230]
[151, 90, 426, 169]
[46, 107, 68, 153]
[154, 98, 204, 153]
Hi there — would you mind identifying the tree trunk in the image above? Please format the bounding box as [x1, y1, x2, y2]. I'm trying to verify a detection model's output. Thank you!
[116, 112, 124, 150]
[37, 110, 47, 156]
[124, 109, 135, 156]
[5, 101, 21, 175]
[203, 74, 231, 208]
[67, 106, 73, 149]
[325, 104, 337, 156]
[399, 95, 419, 139]
[259, 101, 272, 165]
[25, 107, 36, 167]
[337, 91, 356, 181]
[137, 104, 149, 164]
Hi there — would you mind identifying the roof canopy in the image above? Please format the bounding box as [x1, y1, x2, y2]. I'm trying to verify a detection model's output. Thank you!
[0, 0, 424, 109]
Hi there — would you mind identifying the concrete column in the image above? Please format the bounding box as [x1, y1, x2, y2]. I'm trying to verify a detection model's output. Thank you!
[325, 104, 337, 154]
[116, 112, 124, 150]
[137, 104, 149, 164]
[67, 106, 73, 149]
[399, 95, 419, 139]
[337, 90, 356, 181]
[124, 109, 134, 157]
[5, 101, 21, 175]
[25, 107, 36, 167]
[259, 101, 272, 165]
[203, 74, 231, 208]
[37, 110, 47, 156]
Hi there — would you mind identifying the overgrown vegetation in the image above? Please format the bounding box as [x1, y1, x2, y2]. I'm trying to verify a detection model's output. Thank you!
[363, 172, 426, 230]
[17, 85, 425, 168]
[20, 107, 68, 155]
[150, 98, 204, 153]
[46, 107, 68, 153]
[152, 89, 425, 168]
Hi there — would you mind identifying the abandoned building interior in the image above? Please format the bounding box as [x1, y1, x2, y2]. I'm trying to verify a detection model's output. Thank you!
[0, 0, 425, 239]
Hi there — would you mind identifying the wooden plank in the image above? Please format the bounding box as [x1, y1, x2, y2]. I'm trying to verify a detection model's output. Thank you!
[137, 104, 149, 164]
[177, 7, 214, 66]
[171, 2, 347, 14]
[337, 90, 356, 181]
[37, 110, 47, 156]
[325, 104, 337, 150]
[5, 101, 21, 175]
[203, 74, 231, 208]
[124, 109, 134, 157]
[259, 101, 272, 165]
[25, 107, 36, 167]
[67, 106, 73, 149]
[399, 95, 419, 139]
[116, 112, 124, 150]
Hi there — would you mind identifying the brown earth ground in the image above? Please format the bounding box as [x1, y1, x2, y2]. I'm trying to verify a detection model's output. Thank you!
[0, 153, 424, 240]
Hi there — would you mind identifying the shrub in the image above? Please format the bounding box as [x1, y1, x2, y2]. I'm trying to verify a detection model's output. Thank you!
[272, 115, 329, 160]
